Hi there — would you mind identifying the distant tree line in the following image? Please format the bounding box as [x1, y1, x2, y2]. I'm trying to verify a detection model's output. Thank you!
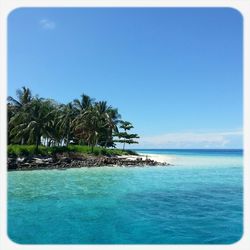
[8, 87, 139, 152]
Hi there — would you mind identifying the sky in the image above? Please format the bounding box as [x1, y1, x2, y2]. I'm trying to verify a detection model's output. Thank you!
[8, 8, 243, 149]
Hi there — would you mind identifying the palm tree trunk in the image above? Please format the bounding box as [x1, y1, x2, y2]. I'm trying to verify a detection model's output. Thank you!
[104, 131, 111, 148]
[35, 135, 40, 152]
[66, 133, 69, 147]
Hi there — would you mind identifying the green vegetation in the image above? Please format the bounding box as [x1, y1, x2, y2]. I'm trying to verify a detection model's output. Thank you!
[115, 121, 140, 150]
[8, 144, 137, 157]
[8, 87, 139, 154]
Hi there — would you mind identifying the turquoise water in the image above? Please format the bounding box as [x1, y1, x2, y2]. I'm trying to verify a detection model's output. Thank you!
[8, 149, 243, 244]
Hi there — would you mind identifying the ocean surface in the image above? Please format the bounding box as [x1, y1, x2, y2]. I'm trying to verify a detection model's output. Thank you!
[8, 149, 243, 244]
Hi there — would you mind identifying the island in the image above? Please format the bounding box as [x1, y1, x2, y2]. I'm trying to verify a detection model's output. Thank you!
[8, 87, 170, 170]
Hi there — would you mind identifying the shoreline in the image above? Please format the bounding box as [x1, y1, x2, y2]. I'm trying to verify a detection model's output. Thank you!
[8, 153, 172, 171]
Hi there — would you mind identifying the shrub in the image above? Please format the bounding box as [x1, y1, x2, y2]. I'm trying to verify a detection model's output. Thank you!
[7, 144, 137, 157]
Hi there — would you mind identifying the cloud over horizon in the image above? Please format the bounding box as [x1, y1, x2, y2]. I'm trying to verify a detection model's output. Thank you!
[134, 129, 243, 149]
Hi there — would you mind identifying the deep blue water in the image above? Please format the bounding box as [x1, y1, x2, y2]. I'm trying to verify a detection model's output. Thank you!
[8, 149, 243, 244]
[136, 148, 243, 157]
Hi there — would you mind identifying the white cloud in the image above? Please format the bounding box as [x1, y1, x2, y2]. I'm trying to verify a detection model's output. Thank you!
[39, 19, 56, 30]
[135, 129, 242, 149]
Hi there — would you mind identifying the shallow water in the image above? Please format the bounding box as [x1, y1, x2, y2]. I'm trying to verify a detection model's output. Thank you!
[8, 149, 243, 244]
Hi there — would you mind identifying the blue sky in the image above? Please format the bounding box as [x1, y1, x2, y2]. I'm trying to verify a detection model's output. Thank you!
[8, 8, 243, 149]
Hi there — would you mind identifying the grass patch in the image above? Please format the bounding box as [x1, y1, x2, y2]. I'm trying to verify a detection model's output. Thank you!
[8, 144, 137, 157]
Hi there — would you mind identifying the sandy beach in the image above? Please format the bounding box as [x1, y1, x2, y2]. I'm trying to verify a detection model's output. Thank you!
[118, 153, 174, 164]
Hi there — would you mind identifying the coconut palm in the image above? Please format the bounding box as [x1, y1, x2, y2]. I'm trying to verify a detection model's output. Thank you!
[8, 87, 33, 144]
[99, 107, 121, 148]
[57, 102, 77, 146]
[73, 101, 110, 151]
[10, 98, 55, 151]
[46, 109, 63, 146]
[7, 86, 140, 153]
[74, 105, 100, 151]
[8, 86, 32, 110]
[73, 93, 93, 114]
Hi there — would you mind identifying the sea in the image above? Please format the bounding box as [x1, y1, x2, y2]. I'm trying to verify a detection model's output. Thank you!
[8, 149, 243, 244]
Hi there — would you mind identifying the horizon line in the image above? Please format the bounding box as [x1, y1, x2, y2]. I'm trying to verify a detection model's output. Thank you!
[131, 148, 243, 150]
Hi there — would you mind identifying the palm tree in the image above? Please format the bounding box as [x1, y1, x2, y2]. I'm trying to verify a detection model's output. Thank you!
[8, 87, 33, 144]
[46, 108, 63, 146]
[8, 86, 32, 110]
[76, 105, 101, 152]
[94, 101, 112, 148]
[101, 108, 121, 148]
[10, 98, 55, 151]
[8, 103, 17, 144]
[74, 101, 110, 152]
[73, 93, 93, 114]
[58, 102, 77, 146]
[7, 86, 140, 153]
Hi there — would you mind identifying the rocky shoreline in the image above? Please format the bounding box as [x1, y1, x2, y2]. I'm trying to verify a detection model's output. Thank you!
[8, 153, 172, 171]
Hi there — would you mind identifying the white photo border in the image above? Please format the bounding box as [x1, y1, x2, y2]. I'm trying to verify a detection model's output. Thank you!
[0, 1, 249, 250]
